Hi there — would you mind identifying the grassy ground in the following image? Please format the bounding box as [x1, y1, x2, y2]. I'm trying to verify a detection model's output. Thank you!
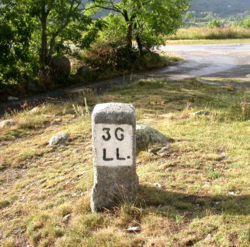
[167, 27, 250, 41]
[1, 77, 250, 246]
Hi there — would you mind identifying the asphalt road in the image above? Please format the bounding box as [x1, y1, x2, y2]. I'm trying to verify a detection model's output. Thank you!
[1, 43, 250, 115]
[159, 43, 250, 79]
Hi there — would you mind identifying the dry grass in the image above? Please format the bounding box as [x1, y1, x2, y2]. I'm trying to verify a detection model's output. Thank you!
[1, 78, 250, 246]
[168, 27, 250, 40]
[166, 39, 250, 45]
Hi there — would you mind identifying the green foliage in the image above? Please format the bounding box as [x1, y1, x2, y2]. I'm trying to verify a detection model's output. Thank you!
[208, 20, 222, 28]
[88, 0, 189, 51]
[0, 1, 39, 89]
[97, 14, 127, 45]
[0, 0, 94, 92]
[243, 17, 250, 28]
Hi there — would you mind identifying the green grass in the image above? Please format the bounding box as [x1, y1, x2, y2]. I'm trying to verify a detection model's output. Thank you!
[2, 78, 250, 246]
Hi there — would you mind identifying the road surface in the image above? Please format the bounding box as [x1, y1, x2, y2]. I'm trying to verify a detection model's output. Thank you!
[158, 43, 250, 80]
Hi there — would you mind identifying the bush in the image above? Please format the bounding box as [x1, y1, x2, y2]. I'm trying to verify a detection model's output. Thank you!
[207, 20, 222, 28]
[243, 17, 250, 28]
[84, 43, 138, 71]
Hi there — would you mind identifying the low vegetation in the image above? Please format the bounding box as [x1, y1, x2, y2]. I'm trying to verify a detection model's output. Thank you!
[2, 75, 250, 246]
[168, 27, 250, 40]
[166, 39, 250, 45]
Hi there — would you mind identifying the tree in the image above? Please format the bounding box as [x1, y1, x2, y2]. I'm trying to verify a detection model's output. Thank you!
[88, 0, 189, 55]
[0, 0, 92, 86]
[26, 0, 91, 82]
[0, 0, 37, 88]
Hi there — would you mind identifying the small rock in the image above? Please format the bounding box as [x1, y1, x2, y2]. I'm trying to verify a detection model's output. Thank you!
[157, 146, 169, 157]
[49, 132, 70, 146]
[28, 107, 40, 114]
[76, 66, 96, 79]
[54, 117, 62, 123]
[149, 147, 162, 155]
[193, 111, 210, 116]
[0, 119, 16, 129]
[165, 167, 172, 172]
[8, 96, 19, 101]
[73, 148, 80, 154]
[85, 145, 92, 151]
[205, 234, 212, 241]
[127, 226, 141, 233]
[154, 183, 162, 189]
[62, 214, 71, 223]
[136, 124, 173, 150]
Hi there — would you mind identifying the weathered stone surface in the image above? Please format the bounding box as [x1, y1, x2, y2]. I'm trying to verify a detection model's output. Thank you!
[76, 66, 93, 78]
[192, 111, 210, 116]
[0, 119, 16, 129]
[136, 124, 171, 150]
[91, 103, 139, 212]
[49, 132, 70, 146]
[51, 57, 71, 79]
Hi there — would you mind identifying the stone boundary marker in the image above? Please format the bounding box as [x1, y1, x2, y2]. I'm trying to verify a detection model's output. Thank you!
[91, 103, 139, 212]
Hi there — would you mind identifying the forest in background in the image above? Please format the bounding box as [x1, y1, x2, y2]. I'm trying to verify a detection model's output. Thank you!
[190, 0, 250, 17]
[186, 0, 250, 27]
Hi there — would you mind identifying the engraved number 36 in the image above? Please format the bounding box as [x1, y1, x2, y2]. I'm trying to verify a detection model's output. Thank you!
[102, 128, 124, 141]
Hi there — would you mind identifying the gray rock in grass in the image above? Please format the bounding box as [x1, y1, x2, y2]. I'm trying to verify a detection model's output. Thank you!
[49, 132, 70, 146]
[0, 119, 16, 129]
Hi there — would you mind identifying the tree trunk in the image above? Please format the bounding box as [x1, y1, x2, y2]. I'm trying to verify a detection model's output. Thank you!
[123, 11, 133, 50]
[134, 23, 143, 56]
[126, 23, 133, 50]
[48, 36, 56, 66]
[135, 35, 143, 56]
[40, 2, 47, 71]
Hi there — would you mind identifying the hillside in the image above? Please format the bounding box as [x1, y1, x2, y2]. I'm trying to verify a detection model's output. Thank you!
[190, 0, 250, 17]
[82, 0, 250, 18]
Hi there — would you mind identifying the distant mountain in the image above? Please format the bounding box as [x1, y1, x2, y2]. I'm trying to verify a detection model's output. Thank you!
[190, 0, 250, 17]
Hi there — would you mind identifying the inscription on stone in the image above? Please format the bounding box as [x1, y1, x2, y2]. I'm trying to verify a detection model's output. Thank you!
[95, 124, 133, 166]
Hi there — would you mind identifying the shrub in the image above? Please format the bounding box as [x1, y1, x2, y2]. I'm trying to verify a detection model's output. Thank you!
[84, 43, 138, 71]
[243, 17, 250, 28]
[207, 20, 222, 28]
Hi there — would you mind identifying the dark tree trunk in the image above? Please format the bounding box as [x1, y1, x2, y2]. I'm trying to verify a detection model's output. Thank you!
[135, 35, 143, 56]
[124, 11, 133, 50]
[40, 1, 49, 83]
[134, 23, 143, 56]
[48, 36, 56, 66]
[126, 23, 133, 50]
[40, 2, 48, 71]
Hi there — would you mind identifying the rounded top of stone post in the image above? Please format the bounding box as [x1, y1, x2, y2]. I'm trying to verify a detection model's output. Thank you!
[92, 103, 136, 125]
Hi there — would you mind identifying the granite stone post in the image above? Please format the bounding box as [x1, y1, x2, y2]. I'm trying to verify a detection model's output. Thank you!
[91, 103, 139, 212]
